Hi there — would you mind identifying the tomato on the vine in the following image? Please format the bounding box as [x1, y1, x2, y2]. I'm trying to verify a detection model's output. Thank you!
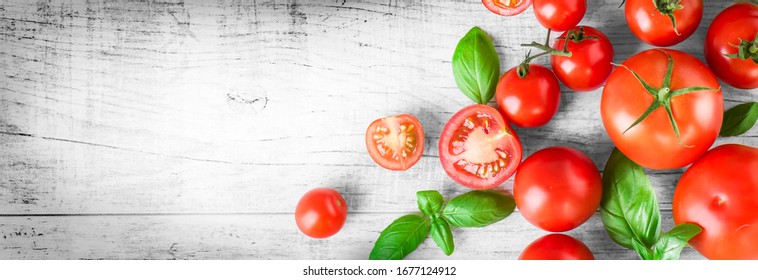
[495, 64, 561, 128]
[366, 114, 425, 171]
[673, 144, 758, 260]
[439, 104, 522, 190]
[551, 26, 614, 92]
[601, 49, 722, 170]
[704, 2, 758, 89]
[295, 188, 348, 238]
[482, 0, 532, 16]
[519, 234, 595, 260]
[625, 0, 702, 47]
[533, 0, 586, 31]
[514, 146, 602, 232]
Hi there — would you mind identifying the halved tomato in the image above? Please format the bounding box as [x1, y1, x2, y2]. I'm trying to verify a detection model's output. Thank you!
[439, 105, 522, 189]
[483, 0, 533, 16]
[366, 114, 425, 171]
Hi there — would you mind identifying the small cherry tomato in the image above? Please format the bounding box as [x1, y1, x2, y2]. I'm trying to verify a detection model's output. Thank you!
[625, 0, 702, 46]
[533, 0, 586, 31]
[295, 188, 348, 238]
[551, 26, 614, 92]
[495, 64, 561, 128]
[519, 234, 595, 260]
[514, 146, 602, 232]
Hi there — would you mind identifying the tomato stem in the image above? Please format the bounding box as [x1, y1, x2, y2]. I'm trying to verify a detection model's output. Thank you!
[517, 29, 573, 78]
[653, 0, 684, 36]
[723, 33, 758, 63]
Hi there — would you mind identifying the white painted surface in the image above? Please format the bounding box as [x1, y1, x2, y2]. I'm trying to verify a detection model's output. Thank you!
[0, 0, 754, 259]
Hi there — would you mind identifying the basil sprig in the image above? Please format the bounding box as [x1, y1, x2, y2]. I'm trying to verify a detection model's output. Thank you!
[369, 190, 515, 260]
[720, 102, 758, 137]
[600, 149, 702, 260]
[452, 26, 501, 104]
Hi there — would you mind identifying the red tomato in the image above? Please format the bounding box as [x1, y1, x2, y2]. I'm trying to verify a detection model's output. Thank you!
[551, 26, 614, 92]
[295, 188, 348, 238]
[365, 114, 425, 171]
[519, 234, 595, 260]
[673, 144, 758, 260]
[482, 0, 532, 16]
[704, 3, 758, 89]
[625, 0, 702, 46]
[514, 146, 602, 232]
[601, 49, 722, 169]
[495, 64, 561, 128]
[439, 104, 522, 190]
[533, 0, 586, 31]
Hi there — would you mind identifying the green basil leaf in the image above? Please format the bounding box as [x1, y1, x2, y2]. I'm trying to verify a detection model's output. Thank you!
[720, 102, 758, 137]
[631, 238, 654, 260]
[369, 214, 430, 260]
[417, 190, 444, 216]
[430, 218, 455, 256]
[452, 26, 501, 104]
[651, 223, 702, 260]
[600, 148, 661, 250]
[442, 190, 515, 228]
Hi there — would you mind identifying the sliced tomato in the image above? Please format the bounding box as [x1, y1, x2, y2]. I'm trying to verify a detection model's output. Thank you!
[366, 114, 425, 171]
[483, 0, 533, 16]
[439, 105, 522, 190]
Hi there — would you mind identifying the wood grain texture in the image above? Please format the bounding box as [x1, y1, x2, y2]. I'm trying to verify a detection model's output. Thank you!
[0, 0, 754, 259]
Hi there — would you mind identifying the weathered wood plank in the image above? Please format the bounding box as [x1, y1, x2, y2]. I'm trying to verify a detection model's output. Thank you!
[0, 212, 704, 259]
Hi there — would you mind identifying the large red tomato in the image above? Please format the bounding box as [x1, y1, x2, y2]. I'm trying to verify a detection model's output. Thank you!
[365, 114, 425, 171]
[704, 2, 758, 89]
[519, 234, 595, 260]
[625, 0, 702, 46]
[514, 146, 602, 232]
[601, 49, 722, 170]
[295, 188, 348, 238]
[439, 104, 522, 190]
[533, 0, 586, 31]
[482, 0, 532, 16]
[551, 26, 614, 92]
[495, 64, 561, 128]
[673, 144, 758, 260]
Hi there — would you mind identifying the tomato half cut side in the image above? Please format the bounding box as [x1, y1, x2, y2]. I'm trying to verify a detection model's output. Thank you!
[366, 114, 425, 171]
[482, 0, 533, 16]
[439, 104, 522, 190]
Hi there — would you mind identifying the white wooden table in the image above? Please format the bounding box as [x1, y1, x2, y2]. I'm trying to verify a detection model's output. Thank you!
[0, 0, 755, 259]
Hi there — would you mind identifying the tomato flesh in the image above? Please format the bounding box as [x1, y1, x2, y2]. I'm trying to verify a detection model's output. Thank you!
[673, 144, 758, 259]
[366, 114, 425, 171]
[519, 234, 595, 260]
[439, 105, 522, 190]
[295, 188, 348, 239]
[482, 0, 532, 16]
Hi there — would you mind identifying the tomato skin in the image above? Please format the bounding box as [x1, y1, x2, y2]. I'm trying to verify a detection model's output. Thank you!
[601, 49, 722, 170]
[533, 0, 586, 31]
[482, 0, 532, 16]
[295, 188, 348, 238]
[514, 146, 602, 232]
[704, 3, 758, 89]
[439, 105, 522, 190]
[495, 64, 561, 128]
[673, 144, 758, 260]
[365, 114, 425, 171]
[625, 0, 702, 46]
[519, 234, 595, 260]
[551, 26, 614, 92]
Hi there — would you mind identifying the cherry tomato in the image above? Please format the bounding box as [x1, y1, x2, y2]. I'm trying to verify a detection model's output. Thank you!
[514, 146, 602, 232]
[533, 0, 586, 31]
[295, 188, 348, 238]
[625, 0, 702, 46]
[551, 26, 614, 92]
[519, 234, 595, 260]
[439, 104, 522, 190]
[673, 144, 758, 260]
[601, 49, 722, 169]
[482, 0, 532, 16]
[366, 114, 425, 171]
[495, 64, 560, 128]
[704, 2, 758, 89]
